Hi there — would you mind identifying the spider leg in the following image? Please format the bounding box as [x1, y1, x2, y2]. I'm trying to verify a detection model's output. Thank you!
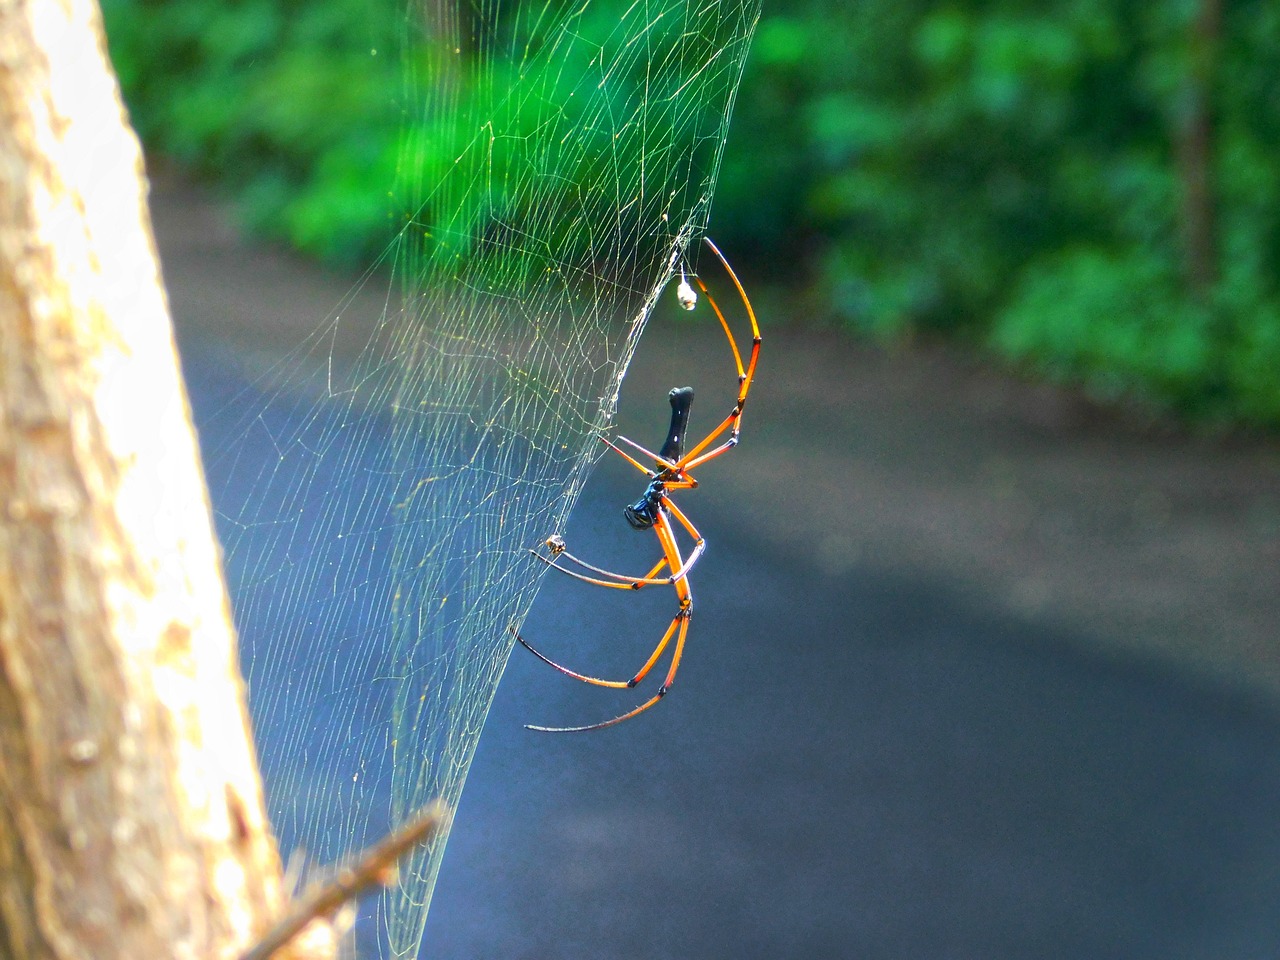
[673, 237, 761, 473]
[600, 435, 660, 477]
[510, 603, 681, 690]
[659, 496, 705, 582]
[673, 371, 756, 471]
[532, 496, 705, 588]
[702, 236, 762, 390]
[610, 434, 677, 473]
[523, 511, 693, 732]
[532, 540, 675, 589]
[677, 427, 740, 473]
[523, 606, 689, 733]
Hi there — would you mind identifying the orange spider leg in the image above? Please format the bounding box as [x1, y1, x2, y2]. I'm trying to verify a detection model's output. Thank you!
[600, 435, 665, 477]
[534, 490, 705, 589]
[652, 508, 695, 601]
[677, 327, 760, 472]
[513, 602, 680, 690]
[534, 543, 673, 589]
[659, 496, 705, 582]
[534, 525, 697, 588]
[703, 236, 762, 390]
[509, 601, 675, 691]
[673, 238, 761, 473]
[523, 511, 693, 733]
[609, 434, 677, 474]
[678, 419, 748, 473]
[525, 611, 689, 733]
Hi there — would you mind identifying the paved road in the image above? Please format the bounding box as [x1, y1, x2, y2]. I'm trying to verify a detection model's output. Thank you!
[427, 474, 1280, 959]
[157, 178, 1280, 958]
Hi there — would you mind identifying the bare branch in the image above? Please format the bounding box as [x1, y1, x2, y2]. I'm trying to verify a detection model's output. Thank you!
[241, 802, 450, 960]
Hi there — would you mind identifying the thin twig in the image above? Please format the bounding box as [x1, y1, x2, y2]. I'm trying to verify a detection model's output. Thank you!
[240, 801, 449, 960]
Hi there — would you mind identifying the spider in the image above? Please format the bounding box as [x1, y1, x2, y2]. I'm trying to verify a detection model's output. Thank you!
[512, 237, 760, 732]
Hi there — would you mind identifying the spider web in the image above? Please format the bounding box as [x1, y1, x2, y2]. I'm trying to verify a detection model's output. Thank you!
[199, 0, 759, 956]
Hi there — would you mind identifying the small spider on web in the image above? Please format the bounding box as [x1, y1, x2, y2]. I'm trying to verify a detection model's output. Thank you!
[511, 237, 761, 732]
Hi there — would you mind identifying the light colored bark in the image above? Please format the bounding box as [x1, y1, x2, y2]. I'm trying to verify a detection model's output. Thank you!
[0, 0, 324, 957]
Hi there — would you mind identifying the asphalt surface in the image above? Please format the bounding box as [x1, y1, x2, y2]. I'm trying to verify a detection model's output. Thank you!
[155, 175, 1280, 959]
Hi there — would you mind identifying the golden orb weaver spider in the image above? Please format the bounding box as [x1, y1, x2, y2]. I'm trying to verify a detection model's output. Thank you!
[512, 237, 760, 733]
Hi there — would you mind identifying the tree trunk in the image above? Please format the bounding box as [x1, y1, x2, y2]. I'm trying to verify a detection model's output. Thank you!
[1177, 0, 1221, 296]
[0, 0, 314, 957]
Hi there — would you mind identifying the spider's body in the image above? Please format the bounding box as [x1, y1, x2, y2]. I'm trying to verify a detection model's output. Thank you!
[623, 480, 666, 531]
[656, 385, 695, 462]
[513, 238, 759, 733]
[623, 386, 694, 531]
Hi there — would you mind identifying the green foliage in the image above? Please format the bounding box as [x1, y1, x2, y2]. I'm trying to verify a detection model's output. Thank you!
[102, 0, 1280, 424]
[993, 247, 1215, 409]
[103, 0, 743, 282]
[102, 0, 406, 263]
[718, 0, 1280, 425]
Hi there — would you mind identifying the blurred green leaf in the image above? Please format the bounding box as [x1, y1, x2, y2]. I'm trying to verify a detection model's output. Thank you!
[100, 0, 1280, 425]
